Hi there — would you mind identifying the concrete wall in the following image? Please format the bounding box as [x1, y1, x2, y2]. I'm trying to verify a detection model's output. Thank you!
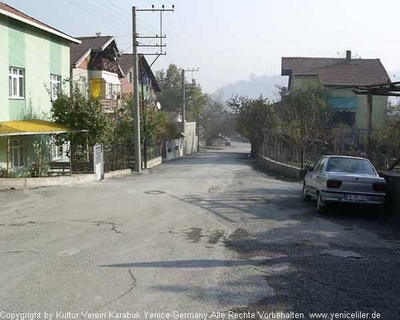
[0, 17, 72, 121]
[380, 172, 400, 219]
[184, 122, 197, 155]
[0, 169, 133, 189]
[0, 15, 10, 120]
[146, 156, 162, 169]
[291, 75, 321, 90]
[257, 154, 304, 179]
[121, 66, 133, 95]
[164, 138, 183, 161]
[72, 68, 89, 92]
[0, 173, 98, 189]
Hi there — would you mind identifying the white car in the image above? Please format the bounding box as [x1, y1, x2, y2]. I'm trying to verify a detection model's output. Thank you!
[302, 155, 386, 213]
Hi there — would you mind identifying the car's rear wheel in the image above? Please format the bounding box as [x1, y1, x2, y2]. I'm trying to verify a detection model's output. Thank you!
[317, 192, 327, 214]
[302, 184, 311, 201]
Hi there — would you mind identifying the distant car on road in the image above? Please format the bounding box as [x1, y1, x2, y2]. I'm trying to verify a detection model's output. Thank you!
[224, 138, 231, 146]
[302, 155, 386, 213]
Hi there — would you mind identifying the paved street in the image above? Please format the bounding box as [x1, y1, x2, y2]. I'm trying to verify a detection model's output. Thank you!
[1, 142, 400, 319]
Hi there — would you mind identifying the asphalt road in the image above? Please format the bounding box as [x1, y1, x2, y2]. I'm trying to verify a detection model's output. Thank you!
[1, 142, 399, 319]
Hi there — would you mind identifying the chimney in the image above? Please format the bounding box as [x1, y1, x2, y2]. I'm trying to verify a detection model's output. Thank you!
[346, 50, 351, 63]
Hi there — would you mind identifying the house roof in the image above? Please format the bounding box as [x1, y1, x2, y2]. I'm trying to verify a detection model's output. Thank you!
[119, 54, 161, 92]
[0, 2, 80, 44]
[281, 57, 391, 86]
[118, 53, 134, 75]
[70, 35, 116, 67]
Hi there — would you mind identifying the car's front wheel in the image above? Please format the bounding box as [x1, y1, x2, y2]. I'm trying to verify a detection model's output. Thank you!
[317, 192, 327, 214]
[302, 184, 311, 201]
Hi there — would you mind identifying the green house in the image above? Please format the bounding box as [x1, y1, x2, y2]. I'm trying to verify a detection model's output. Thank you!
[281, 50, 391, 129]
[0, 2, 81, 175]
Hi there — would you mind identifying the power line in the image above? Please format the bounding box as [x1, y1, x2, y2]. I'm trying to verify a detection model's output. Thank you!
[65, 0, 129, 34]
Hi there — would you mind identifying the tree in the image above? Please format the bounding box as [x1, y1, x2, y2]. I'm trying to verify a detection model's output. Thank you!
[51, 87, 112, 148]
[277, 86, 332, 168]
[201, 99, 233, 145]
[185, 83, 210, 122]
[228, 95, 277, 158]
[118, 94, 171, 145]
[155, 64, 209, 120]
[155, 64, 182, 112]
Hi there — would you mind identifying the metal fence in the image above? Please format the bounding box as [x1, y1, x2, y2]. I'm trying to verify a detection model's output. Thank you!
[102, 143, 162, 173]
[261, 128, 400, 171]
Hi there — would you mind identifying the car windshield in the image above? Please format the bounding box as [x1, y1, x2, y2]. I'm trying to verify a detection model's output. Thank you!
[326, 157, 376, 175]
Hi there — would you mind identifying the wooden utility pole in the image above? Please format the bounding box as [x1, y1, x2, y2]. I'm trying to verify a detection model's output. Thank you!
[132, 5, 174, 172]
[132, 6, 141, 173]
[366, 93, 373, 157]
[182, 69, 186, 136]
[181, 68, 199, 154]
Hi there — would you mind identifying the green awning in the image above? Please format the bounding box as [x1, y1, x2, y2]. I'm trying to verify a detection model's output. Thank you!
[327, 97, 357, 111]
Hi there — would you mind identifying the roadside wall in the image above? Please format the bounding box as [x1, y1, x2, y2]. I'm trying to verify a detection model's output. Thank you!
[164, 138, 183, 161]
[146, 156, 162, 169]
[380, 172, 400, 219]
[0, 174, 98, 189]
[184, 122, 198, 155]
[0, 169, 132, 189]
[257, 154, 304, 180]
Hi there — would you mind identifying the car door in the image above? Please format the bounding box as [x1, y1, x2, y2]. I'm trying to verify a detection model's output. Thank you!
[305, 157, 323, 196]
[313, 157, 328, 193]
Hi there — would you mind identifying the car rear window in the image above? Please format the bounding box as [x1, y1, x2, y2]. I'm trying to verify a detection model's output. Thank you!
[326, 158, 376, 175]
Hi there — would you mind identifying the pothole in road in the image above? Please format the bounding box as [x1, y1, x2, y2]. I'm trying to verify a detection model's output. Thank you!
[208, 230, 225, 244]
[228, 228, 250, 240]
[145, 190, 165, 195]
[184, 227, 203, 243]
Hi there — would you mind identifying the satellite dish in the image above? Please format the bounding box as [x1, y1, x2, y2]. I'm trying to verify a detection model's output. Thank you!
[156, 102, 161, 110]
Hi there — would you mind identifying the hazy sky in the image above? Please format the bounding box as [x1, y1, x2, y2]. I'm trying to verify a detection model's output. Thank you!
[5, 0, 400, 93]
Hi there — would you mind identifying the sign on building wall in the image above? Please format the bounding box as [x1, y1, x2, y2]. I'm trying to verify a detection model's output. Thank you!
[94, 144, 104, 180]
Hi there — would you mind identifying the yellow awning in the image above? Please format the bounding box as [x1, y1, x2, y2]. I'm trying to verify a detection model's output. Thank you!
[0, 120, 88, 137]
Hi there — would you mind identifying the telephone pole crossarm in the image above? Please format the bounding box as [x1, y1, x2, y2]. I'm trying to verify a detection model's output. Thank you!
[132, 5, 175, 173]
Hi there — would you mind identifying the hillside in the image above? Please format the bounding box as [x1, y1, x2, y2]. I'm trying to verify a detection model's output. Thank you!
[212, 74, 288, 102]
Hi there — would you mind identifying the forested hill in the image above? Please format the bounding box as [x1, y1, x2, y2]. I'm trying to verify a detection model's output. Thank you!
[212, 74, 287, 102]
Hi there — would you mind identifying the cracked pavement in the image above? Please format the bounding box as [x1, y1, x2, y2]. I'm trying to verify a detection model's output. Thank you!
[1, 142, 399, 318]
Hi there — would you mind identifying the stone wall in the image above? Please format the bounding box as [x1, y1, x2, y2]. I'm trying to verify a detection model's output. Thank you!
[257, 155, 304, 179]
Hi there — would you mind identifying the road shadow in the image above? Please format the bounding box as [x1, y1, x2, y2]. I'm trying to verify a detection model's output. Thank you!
[101, 259, 265, 269]
[161, 151, 252, 167]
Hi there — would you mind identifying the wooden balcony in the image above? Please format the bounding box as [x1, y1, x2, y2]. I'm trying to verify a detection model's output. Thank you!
[101, 99, 118, 113]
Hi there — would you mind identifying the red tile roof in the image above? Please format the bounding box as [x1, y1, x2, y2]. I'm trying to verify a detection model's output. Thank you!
[0, 2, 79, 43]
[282, 57, 390, 86]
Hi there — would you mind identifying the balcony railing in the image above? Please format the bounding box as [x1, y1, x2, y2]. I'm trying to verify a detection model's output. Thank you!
[101, 99, 118, 113]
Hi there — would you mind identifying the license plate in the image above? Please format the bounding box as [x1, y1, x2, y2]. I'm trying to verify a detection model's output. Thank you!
[345, 194, 368, 201]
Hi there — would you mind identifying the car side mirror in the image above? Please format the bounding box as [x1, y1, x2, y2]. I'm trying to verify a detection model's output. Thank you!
[304, 165, 312, 172]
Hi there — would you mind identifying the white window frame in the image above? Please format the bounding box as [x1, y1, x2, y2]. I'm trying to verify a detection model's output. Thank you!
[106, 82, 113, 99]
[10, 138, 25, 168]
[79, 76, 87, 96]
[50, 74, 61, 100]
[9, 67, 25, 99]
